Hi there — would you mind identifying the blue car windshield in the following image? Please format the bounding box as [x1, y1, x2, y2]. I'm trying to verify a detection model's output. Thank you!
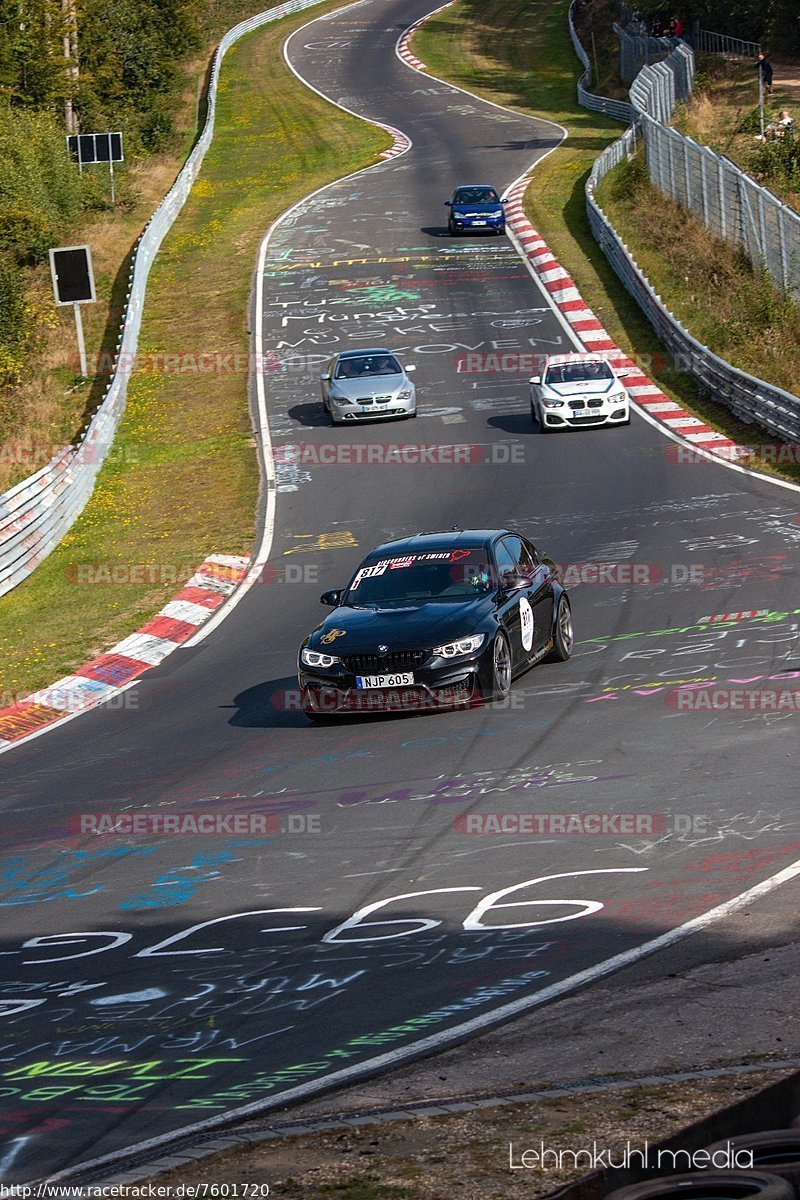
[345, 551, 493, 604]
[335, 354, 402, 379]
[453, 188, 499, 205]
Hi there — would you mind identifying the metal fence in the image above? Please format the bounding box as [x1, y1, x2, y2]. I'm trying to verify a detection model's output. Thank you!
[614, 21, 675, 83]
[0, 0, 327, 599]
[588, 135, 800, 443]
[642, 118, 800, 297]
[694, 27, 761, 58]
[568, 2, 634, 123]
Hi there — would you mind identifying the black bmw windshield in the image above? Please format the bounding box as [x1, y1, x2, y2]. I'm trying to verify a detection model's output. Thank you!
[345, 550, 493, 604]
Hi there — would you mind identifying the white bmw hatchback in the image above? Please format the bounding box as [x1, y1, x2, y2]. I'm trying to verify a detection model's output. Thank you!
[530, 353, 630, 432]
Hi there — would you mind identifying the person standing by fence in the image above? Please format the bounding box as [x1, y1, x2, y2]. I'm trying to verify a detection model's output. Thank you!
[757, 51, 774, 96]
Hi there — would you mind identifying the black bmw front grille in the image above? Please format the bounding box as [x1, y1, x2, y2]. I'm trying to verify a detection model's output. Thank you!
[342, 650, 429, 674]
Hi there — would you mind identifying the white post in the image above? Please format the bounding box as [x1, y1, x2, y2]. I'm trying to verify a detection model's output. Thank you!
[778, 207, 790, 292]
[109, 157, 115, 205]
[758, 69, 765, 139]
[73, 303, 88, 377]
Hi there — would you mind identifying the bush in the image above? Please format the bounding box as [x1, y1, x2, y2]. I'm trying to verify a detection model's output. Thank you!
[0, 102, 83, 265]
[751, 135, 800, 191]
[0, 255, 53, 388]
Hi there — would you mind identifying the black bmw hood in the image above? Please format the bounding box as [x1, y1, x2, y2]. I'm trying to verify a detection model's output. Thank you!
[309, 598, 493, 654]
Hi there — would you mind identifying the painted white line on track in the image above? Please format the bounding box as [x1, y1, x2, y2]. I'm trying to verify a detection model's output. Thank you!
[47, 855, 800, 1182]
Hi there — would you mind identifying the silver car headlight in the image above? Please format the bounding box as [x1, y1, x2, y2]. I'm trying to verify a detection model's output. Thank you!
[397, 389, 413, 400]
[301, 649, 341, 668]
[432, 634, 485, 658]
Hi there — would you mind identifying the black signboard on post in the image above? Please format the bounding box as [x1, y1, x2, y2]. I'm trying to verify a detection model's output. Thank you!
[66, 131, 124, 201]
[48, 245, 96, 377]
[49, 245, 96, 305]
[66, 132, 124, 165]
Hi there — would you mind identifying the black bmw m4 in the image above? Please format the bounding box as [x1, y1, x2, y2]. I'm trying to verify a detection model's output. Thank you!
[297, 529, 572, 719]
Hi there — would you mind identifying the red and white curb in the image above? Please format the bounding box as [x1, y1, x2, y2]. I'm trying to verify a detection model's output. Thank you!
[379, 124, 412, 159]
[502, 176, 751, 460]
[396, 0, 459, 71]
[396, 16, 429, 69]
[0, 554, 249, 750]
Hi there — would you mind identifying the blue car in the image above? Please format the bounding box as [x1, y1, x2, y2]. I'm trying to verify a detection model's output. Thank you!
[444, 185, 506, 236]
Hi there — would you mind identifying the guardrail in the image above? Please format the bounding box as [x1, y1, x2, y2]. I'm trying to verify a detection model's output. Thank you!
[568, 2, 634, 123]
[0, 0, 328, 599]
[629, 40, 694, 121]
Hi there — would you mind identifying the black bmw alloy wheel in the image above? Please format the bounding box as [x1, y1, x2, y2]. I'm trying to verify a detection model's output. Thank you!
[489, 631, 512, 700]
[546, 595, 573, 662]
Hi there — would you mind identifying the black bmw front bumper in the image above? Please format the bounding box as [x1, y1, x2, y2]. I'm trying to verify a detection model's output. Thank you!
[298, 653, 489, 715]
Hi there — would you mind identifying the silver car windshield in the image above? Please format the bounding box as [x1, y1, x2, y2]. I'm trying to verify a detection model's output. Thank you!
[335, 355, 402, 379]
[546, 361, 614, 385]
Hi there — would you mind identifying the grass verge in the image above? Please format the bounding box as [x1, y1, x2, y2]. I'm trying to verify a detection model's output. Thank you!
[0, 0, 389, 702]
[413, 0, 800, 486]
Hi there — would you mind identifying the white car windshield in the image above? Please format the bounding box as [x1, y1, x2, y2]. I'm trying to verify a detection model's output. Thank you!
[335, 355, 402, 379]
[546, 361, 614, 385]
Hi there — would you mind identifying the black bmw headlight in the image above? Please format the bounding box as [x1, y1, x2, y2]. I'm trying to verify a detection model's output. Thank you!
[432, 634, 485, 658]
[301, 649, 341, 668]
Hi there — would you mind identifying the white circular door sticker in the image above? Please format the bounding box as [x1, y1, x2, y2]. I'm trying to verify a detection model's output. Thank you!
[519, 596, 534, 652]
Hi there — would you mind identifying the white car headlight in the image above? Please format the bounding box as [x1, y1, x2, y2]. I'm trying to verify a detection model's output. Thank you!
[301, 649, 340, 668]
[397, 388, 413, 399]
[610, 389, 628, 402]
[542, 397, 565, 408]
[432, 634, 485, 658]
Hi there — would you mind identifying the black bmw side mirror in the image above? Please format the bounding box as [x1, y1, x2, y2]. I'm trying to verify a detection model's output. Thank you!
[320, 589, 343, 606]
